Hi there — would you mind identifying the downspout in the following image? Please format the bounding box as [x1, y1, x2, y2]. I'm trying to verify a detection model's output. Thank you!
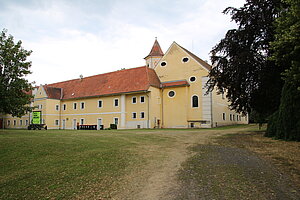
[146, 92, 150, 129]
[59, 88, 63, 130]
[161, 87, 164, 128]
[210, 91, 213, 128]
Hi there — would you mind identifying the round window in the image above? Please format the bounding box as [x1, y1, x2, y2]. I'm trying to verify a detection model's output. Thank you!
[190, 76, 196, 82]
[160, 61, 167, 67]
[182, 57, 189, 63]
[168, 90, 175, 98]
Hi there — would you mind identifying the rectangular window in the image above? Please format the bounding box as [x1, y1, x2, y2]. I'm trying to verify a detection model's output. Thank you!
[132, 112, 137, 119]
[233, 115, 235, 121]
[80, 102, 85, 109]
[98, 100, 103, 108]
[140, 112, 145, 119]
[55, 104, 59, 111]
[40, 104, 43, 109]
[13, 120, 16, 126]
[20, 120, 23, 126]
[222, 113, 226, 120]
[7, 120, 10, 126]
[114, 99, 119, 107]
[230, 114, 232, 121]
[25, 120, 28, 126]
[63, 104, 66, 111]
[140, 96, 145, 103]
[73, 102, 77, 110]
[132, 97, 137, 104]
[114, 117, 119, 125]
[80, 118, 84, 125]
[55, 120, 59, 126]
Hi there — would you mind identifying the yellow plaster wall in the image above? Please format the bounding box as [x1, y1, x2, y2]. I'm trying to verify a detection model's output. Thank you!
[148, 87, 162, 128]
[162, 87, 188, 128]
[125, 93, 148, 125]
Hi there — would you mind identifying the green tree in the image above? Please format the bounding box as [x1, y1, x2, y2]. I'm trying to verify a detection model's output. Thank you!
[207, 0, 284, 122]
[266, 0, 300, 140]
[0, 29, 33, 117]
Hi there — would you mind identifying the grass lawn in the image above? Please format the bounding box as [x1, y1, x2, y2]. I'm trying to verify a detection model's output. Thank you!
[0, 129, 171, 199]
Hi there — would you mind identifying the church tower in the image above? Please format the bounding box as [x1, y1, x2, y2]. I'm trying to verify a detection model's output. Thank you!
[144, 38, 164, 69]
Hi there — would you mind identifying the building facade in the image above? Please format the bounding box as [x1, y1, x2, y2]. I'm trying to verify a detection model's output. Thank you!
[1, 40, 248, 129]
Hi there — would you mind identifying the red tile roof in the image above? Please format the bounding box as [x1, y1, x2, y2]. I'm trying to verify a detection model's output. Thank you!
[161, 80, 190, 88]
[145, 39, 164, 58]
[45, 66, 160, 100]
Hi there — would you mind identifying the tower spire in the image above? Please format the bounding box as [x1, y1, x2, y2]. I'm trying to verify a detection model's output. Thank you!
[144, 38, 164, 68]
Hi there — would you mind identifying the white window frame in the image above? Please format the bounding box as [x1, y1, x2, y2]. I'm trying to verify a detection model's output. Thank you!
[168, 90, 176, 98]
[13, 120, 16, 126]
[140, 111, 145, 119]
[55, 119, 59, 126]
[182, 56, 190, 63]
[55, 104, 59, 111]
[73, 102, 77, 110]
[222, 113, 226, 120]
[25, 119, 28, 126]
[80, 102, 85, 110]
[80, 118, 85, 125]
[160, 61, 167, 67]
[191, 94, 199, 108]
[132, 96, 137, 104]
[140, 96, 145, 103]
[114, 98, 119, 107]
[7, 120, 10, 126]
[114, 117, 119, 125]
[20, 120, 23, 126]
[132, 112, 137, 119]
[189, 76, 197, 83]
[98, 100, 103, 108]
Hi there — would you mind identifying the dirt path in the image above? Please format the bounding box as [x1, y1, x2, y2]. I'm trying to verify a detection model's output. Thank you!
[115, 127, 249, 200]
[115, 126, 300, 200]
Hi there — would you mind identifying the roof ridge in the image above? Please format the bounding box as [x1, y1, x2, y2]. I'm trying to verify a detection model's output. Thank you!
[48, 66, 147, 86]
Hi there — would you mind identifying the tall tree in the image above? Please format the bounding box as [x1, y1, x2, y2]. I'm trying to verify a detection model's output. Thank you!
[266, 0, 300, 140]
[207, 0, 284, 121]
[0, 29, 33, 117]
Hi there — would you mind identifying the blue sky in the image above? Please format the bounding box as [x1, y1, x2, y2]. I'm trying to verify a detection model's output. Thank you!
[0, 0, 245, 85]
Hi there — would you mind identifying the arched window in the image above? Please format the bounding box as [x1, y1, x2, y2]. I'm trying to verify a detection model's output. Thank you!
[192, 95, 199, 108]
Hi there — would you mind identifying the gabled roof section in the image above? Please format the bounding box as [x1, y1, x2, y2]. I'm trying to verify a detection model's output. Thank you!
[46, 66, 161, 100]
[177, 44, 212, 71]
[145, 38, 164, 58]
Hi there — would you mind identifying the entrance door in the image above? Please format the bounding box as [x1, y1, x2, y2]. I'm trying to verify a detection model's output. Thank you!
[73, 119, 77, 130]
[97, 119, 102, 130]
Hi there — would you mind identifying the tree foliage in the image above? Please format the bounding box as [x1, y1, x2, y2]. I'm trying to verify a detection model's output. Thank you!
[266, 0, 300, 140]
[0, 29, 33, 117]
[207, 0, 284, 121]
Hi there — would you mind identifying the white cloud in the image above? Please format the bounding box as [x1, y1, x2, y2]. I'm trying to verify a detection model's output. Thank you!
[1, 0, 246, 85]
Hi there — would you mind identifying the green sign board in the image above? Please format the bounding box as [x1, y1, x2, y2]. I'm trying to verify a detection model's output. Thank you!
[32, 111, 41, 124]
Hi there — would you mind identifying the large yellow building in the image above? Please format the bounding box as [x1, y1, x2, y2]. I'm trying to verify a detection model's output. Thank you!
[1, 39, 248, 129]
